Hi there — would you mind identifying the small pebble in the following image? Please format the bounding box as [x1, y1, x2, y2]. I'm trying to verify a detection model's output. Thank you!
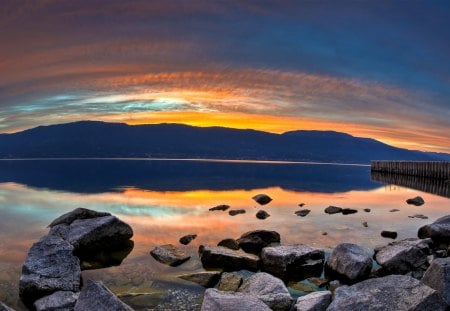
[362, 222, 368, 227]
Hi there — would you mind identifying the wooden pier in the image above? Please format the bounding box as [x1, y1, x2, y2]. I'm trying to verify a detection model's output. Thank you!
[371, 161, 450, 180]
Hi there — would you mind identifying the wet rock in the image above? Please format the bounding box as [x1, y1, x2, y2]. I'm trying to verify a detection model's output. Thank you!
[209, 205, 230, 211]
[261, 245, 325, 279]
[295, 209, 310, 217]
[374, 238, 432, 274]
[0, 301, 15, 311]
[256, 210, 270, 220]
[325, 243, 372, 283]
[363, 208, 371, 212]
[237, 230, 280, 254]
[200, 246, 260, 271]
[229, 209, 246, 216]
[406, 196, 425, 206]
[150, 244, 191, 267]
[218, 272, 243, 291]
[179, 271, 221, 288]
[327, 274, 444, 311]
[34, 291, 79, 311]
[201, 288, 270, 311]
[294, 291, 331, 311]
[341, 208, 357, 215]
[381, 230, 397, 239]
[48, 208, 111, 228]
[307, 277, 329, 288]
[238, 272, 292, 311]
[322, 232, 328, 236]
[362, 222, 368, 227]
[252, 194, 272, 205]
[179, 234, 197, 245]
[74, 280, 133, 311]
[324, 206, 342, 214]
[418, 215, 450, 243]
[409, 214, 428, 219]
[19, 235, 81, 306]
[299, 203, 305, 207]
[390, 209, 400, 212]
[217, 239, 240, 250]
[421, 257, 450, 305]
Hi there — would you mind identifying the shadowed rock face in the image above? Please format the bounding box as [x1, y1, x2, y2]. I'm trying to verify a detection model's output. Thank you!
[200, 246, 260, 271]
[421, 257, 450, 306]
[74, 280, 133, 311]
[237, 230, 281, 254]
[0, 301, 16, 311]
[201, 288, 271, 311]
[418, 215, 450, 243]
[327, 275, 445, 311]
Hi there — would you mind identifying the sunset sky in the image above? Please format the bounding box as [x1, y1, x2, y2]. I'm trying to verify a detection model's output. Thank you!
[1, 1, 449, 152]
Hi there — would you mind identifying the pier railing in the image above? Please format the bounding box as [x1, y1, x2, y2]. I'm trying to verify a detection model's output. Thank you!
[371, 161, 450, 180]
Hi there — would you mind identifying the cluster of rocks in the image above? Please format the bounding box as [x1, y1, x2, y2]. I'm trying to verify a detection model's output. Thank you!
[15, 208, 135, 311]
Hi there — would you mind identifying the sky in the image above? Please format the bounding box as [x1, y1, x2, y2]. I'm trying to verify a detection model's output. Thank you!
[0, 0, 449, 152]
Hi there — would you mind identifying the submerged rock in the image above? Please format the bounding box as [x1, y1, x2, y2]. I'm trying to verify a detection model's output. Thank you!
[209, 205, 230, 211]
[34, 291, 79, 311]
[295, 209, 310, 217]
[48, 207, 111, 228]
[74, 280, 133, 311]
[237, 230, 280, 254]
[327, 274, 444, 311]
[200, 246, 260, 271]
[406, 196, 425, 206]
[252, 194, 272, 205]
[294, 291, 331, 311]
[150, 244, 191, 267]
[325, 243, 372, 283]
[179, 234, 197, 245]
[217, 238, 240, 250]
[418, 215, 450, 243]
[324, 206, 342, 214]
[256, 210, 270, 220]
[201, 288, 270, 311]
[218, 272, 243, 291]
[179, 271, 221, 288]
[229, 209, 246, 216]
[261, 245, 324, 279]
[238, 272, 292, 311]
[381, 230, 398, 239]
[421, 257, 450, 305]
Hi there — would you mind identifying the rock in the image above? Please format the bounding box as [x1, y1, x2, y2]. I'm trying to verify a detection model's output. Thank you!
[294, 291, 331, 311]
[74, 280, 133, 311]
[295, 209, 310, 217]
[200, 288, 271, 311]
[406, 196, 425, 206]
[34, 291, 79, 311]
[218, 272, 243, 291]
[200, 246, 260, 271]
[252, 194, 272, 205]
[0, 302, 15, 311]
[327, 274, 445, 311]
[322, 232, 328, 236]
[78, 239, 134, 270]
[19, 235, 81, 306]
[324, 206, 342, 214]
[390, 209, 400, 212]
[299, 203, 305, 207]
[307, 277, 329, 288]
[374, 238, 432, 274]
[418, 215, 450, 243]
[48, 208, 111, 228]
[341, 208, 357, 215]
[421, 257, 450, 305]
[209, 205, 230, 211]
[362, 222, 368, 227]
[229, 209, 246, 216]
[409, 214, 428, 219]
[435, 249, 447, 258]
[237, 230, 280, 254]
[179, 234, 197, 245]
[217, 239, 240, 250]
[256, 210, 270, 220]
[363, 208, 371, 212]
[179, 271, 221, 288]
[238, 272, 292, 311]
[325, 243, 372, 283]
[261, 245, 324, 279]
[328, 280, 342, 292]
[150, 244, 191, 267]
[381, 230, 397, 239]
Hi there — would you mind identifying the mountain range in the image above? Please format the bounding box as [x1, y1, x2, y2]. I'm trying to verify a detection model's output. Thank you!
[0, 121, 448, 164]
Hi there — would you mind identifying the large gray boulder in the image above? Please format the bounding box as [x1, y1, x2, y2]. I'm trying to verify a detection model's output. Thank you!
[421, 257, 450, 306]
[150, 244, 191, 267]
[19, 235, 81, 305]
[374, 238, 431, 274]
[48, 208, 111, 228]
[418, 215, 450, 244]
[237, 230, 280, 254]
[0, 301, 15, 311]
[74, 280, 133, 311]
[238, 272, 292, 311]
[200, 246, 260, 271]
[327, 275, 445, 311]
[261, 245, 324, 279]
[325, 243, 372, 282]
[201, 288, 270, 311]
[34, 291, 79, 311]
[294, 291, 331, 311]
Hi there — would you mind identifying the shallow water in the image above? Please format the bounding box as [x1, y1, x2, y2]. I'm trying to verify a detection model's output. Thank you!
[0, 159, 448, 310]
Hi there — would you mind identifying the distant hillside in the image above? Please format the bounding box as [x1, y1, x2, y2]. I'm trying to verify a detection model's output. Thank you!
[0, 121, 448, 164]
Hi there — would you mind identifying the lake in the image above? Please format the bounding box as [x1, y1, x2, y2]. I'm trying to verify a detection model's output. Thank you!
[0, 159, 449, 310]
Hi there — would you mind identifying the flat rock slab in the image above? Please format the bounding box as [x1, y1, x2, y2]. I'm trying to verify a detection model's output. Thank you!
[200, 246, 260, 271]
[325, 243, 372, 282]
[406, 196, 425, 206]
[74, 280, 133, 311]
[201, 288, 270, 311]
[34, 291, 79, 311]
[324, 206, 342, 214]
[327, 274, 445, 311]
[49, 208, 111, 227]
[374, 238, 431, 274]
[237, 230, 280, 254]
[218, 272, 243, 291]
[418, 215, 450, 243]
[261, 245, 324, 279]
[179, 271, 221, 288]
[252, 194, 272, 205]
[238, 272, 292, 311]
[19, 235, 81, 305]
[294, 291, 331, 311]
[421, 257, 450, 305]
[179, 234, 197, 245]
[150, 244, 191, 267]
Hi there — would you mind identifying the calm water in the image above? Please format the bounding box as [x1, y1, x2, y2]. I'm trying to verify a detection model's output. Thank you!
[0, 160, 449, 310]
